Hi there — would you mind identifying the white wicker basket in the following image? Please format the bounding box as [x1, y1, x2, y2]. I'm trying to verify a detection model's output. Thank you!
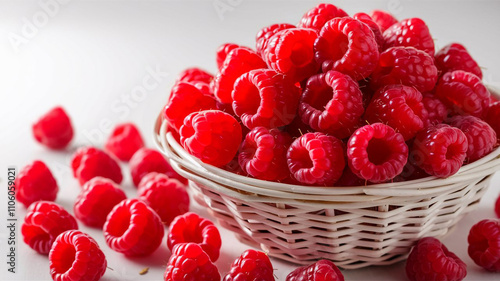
[153, 103, 500, 269]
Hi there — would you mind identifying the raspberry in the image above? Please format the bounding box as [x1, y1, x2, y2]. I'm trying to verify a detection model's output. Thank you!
[370, 10, 398, 32]
[138, 172, 189, 226]
[216, 43, 251, 70]
[365, 85, 428, 141]
[213, 47, 267, 104]
[32, 106, 73, 149]
[180, 110, 242, 167]
[287, 132, 345, 186]
[468, 219, 500, 272]
[447, 115, 496, 162]
[49, 230, 106, 281]
[435, 43, 482, 79]
[486, 101, 500, 139]
[238, 127, 292, 181]
[347, 123, 408, 183]
[435, 70, 489, 117]
[232, 69, 301, 129]
[314, 17, 379, 80]
[168, 212, 221, 262]
[15, 160, 58, 208]
[370, 46, 438, 92]
[393, 160, 430, 182]
[406, 237, 467, 281]
[73, 177, 127, 228]
[496, 195, 500, 218]
[411, 124, 468, 178]
[353, 12, 384, 51]
[105, 122, 145, 161]
[71, 146, 123, 185]
[104, 198, 164, 256]
[422, 92, 448, 126]
[255, 23, 295, 55]
[223, 249, 275, 281]
[193, 81, 213, 96]
[177, 67, 213, 84]
[383, 18, 435, 57]
[335, 166, 366, 187]
[297, 3, 348, 31]
[164, 243, 220, 281]
[299, 71, 364, 139]
[22, 201, 78, 255]
[263, 28, 319, 82]
[129, 147, 187, 187]
[286, 259, 344, 281]
[164, 82, 217, 132]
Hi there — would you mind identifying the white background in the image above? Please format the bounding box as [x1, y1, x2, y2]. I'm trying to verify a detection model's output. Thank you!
[1, 0, 500, 280]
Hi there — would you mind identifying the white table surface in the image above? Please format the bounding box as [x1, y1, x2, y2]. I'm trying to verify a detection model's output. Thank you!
[1, 0, 500, 280]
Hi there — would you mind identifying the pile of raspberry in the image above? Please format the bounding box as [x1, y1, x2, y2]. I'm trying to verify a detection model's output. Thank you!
[163, 3, 500, 186]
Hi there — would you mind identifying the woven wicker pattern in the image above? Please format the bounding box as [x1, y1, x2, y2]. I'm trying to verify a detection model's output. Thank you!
[154, 115, 500, 269]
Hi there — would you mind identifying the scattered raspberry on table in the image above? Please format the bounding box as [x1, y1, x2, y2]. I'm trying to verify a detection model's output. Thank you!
[129, 147, 187, 186]
[468, 219, 500, 272]
[32, 106, 74, 149]
[71, 146, 123, 185]
[15, 160, 58, 208]
[164, 243, 220, 281]
[105, 122, 145, 161]
[286, 259, 344, 281]
[224, 249, 275, 281]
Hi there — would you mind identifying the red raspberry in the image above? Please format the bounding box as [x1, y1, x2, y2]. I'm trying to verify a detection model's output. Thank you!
[286, 259, 344, 281]
[263, 28, 319, 82]
[164, 82, 217, 132]
[435, 43, 482, 79]
[347, 123, 408, 183]
[49, 230, 106, 281]
[104, 198, 164, 256]
[406, 237, 467, 281]
[73, 177, 127, 228]
[287, 132, 345, 186]
[71, 146, 123, 185]
[177, 67, 213, 84]
[213, 47, 267, 104]
[496, 195, 500, 218]
[335, 166, 366, 187]
[130, 147, 187, 186]
[383, 18, 435, 57]
[370, 46, 438, 92]
[365, 85, 428, 141]
[22, 201, 78, 255]
[447, 115, 497, 163]
[353, 12, 384, 51]
[15, 160, 58, 208]
[232, 69, 300, 129]
[255, 23, 295, 55]
[486, 101, 500, 140]
[370, 10, 398, 32]
[393, 160, 430, 182]
[32, 106, 73, 149]
[314, 17, 379, 80]
[422, 92, 448, 126]
[138, 172, 189, 226]
[105, 122, 144, 161]
[297, 3, 348, 31]
[180, 110, 242, 167]
[299, 71, 364, 139]
[164, 243, 220, 281]
[223, 249, 275, 281]
[238, 127, 292, 181]
[168, 212, 221, 262]
[411, 124, 468, 178]
[216, 43, 251, 70]
[468, 219, 500, 272]
[435, 70, 489, 117]
[193, 81, 213, 96]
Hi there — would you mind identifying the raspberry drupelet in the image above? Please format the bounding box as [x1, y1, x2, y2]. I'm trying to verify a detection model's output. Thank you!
[256, 23, 295, 56]
[232, 69, 301, 129]
[49, 230, 107, 281]
[370, 9, 398, 32]
[224, 249, 275, 281]
[22, 201, 78, 255]
[347, 123, 408, 183]
[16, 160, 58, 208]
[365, 84, 428, 141]
[383, 17, 435, 57]
[435, 43, 482, 79]
[164, 243, 220, 281]
[411, 124, 468, 178]
[71, 146, 123, 185]
[297, 3, 348, 31]
[180, 110, 242, 167]
[298, 71, 364, 139]
[406, 237, 467, 281]
[32, 106, 74, 149]
[129, 147, 187, 186]
[314, 17, 379, 80]
[468, 219, 500, 272]
[286, 259, 344, 281]
[105, 122, 145, 161]
[238, 127, 292, 181]
[287, 132, 345, 186]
